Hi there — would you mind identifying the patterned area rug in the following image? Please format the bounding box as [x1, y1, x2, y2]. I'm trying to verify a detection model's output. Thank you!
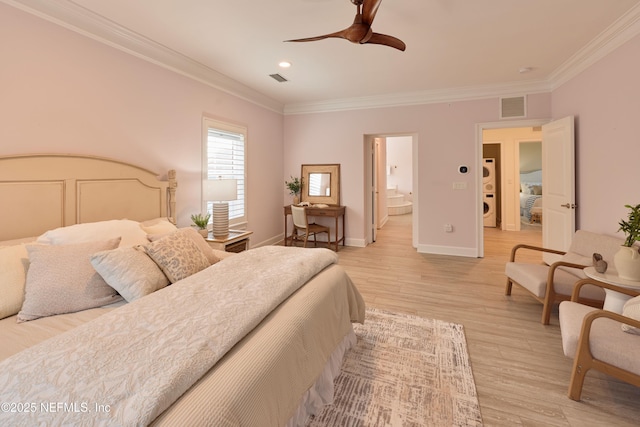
[306, 308, 483, 426]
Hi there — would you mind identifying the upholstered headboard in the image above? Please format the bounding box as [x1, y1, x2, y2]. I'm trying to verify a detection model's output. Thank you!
[0, 154, 176, 241]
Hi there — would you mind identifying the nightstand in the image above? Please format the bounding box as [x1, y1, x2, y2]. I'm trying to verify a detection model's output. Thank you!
[206, 230, 253, 253]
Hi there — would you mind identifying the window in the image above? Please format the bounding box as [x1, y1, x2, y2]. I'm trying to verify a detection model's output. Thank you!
[203, 118, 247, 227]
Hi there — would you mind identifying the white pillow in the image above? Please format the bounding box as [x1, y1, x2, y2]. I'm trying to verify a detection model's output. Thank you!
[36, 219, 149, 248]
[145, 232, 210, 283]
[17, 238, 123, 323]
[0, 245, 29, 320]
[91, 246, 169, 302]
[139, 217, 178, 235]
[621, 295, 640, 335]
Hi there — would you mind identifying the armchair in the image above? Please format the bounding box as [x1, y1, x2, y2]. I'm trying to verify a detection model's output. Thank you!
[559, 278, 640, 400]
[505, 230, 624, 324]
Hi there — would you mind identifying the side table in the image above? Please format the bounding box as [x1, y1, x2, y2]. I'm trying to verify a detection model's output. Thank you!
[584, 266, 640, 313]
[206, 230, 253, 253]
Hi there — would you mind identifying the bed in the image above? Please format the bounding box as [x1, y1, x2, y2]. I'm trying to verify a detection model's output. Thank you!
[519, 169, 542, 223]
[0, 154, 365, 426]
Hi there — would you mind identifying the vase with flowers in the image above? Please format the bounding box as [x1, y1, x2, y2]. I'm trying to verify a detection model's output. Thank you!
[614, 203, 640, 281]
[285, 176, 302, 205]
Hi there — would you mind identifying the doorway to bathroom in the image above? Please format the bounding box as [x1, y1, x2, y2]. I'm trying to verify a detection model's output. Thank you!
[364, 133, 417, 247]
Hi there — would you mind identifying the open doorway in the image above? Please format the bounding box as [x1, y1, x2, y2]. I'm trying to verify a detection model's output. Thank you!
[364, 133, 418, 247]
[482, 127, 543, 232]
[476, 120, 548, 257]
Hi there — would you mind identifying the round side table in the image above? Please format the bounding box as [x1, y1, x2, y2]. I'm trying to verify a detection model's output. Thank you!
[584, 266, 640, 313]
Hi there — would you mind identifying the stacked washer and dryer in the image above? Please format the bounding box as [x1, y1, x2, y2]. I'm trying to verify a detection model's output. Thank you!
[483, 158, 496, 227]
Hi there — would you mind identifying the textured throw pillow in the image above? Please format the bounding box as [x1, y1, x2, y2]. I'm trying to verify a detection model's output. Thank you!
[91, 246, 169, 302]
[17, 238, 123, 323]
[36, 219, 149, 248]
[139, 217, 178, 235]
[621, 295, 640, 335]
[0, 245, 29, 319]
[147, 227, 220, 266]
[144, 231, 210, 283]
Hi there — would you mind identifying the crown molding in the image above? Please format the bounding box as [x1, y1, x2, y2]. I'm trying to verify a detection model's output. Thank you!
[5, 0, 640, 116]
[283, 81, 553, 115]
[2, 0, 285, 114]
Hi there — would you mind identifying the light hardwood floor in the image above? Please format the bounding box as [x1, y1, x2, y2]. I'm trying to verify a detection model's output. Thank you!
[335, 214, 640, 427]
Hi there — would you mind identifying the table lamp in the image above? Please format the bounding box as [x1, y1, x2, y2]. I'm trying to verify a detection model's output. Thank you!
[205, 178, 237, 238]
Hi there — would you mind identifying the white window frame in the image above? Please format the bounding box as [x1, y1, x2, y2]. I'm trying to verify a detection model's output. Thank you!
[202, 117, 247, 228]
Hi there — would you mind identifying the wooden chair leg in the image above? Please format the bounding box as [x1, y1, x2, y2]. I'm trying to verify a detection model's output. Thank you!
[568, 350, 589, 401]
[505, 278, 513, 296]
[541, 302, 552, 325]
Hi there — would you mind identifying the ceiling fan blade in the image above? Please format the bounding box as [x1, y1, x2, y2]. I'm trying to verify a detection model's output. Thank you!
[364, 32, 406, 51]
[285, 30, 347, 43]
[362, 0, 382, 26]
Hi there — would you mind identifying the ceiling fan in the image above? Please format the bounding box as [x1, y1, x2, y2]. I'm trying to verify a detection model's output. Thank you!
[285, 0, 406, 51]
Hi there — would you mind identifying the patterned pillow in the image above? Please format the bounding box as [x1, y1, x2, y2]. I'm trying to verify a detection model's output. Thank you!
[91, 246, 169, 302]
[147, 227, 220, 266]
[18, 238, 123, 323]
[144, 232, 210, 283]
[621, 295, 640, 335]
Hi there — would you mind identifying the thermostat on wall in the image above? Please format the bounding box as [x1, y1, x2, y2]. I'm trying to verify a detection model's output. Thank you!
[458, 165, 469, 174]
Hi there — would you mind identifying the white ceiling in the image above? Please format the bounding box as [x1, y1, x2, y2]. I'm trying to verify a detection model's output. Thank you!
[8, 0, 640, 113]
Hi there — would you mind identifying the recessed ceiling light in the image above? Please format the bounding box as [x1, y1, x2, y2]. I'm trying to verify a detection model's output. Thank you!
[279, 61, 291, 68]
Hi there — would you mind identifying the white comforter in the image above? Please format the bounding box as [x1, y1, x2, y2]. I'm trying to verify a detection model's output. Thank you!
[0, 246, 338, 427]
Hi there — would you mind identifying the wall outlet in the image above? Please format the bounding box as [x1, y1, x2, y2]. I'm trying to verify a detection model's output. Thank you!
[444, 223, 453, 232]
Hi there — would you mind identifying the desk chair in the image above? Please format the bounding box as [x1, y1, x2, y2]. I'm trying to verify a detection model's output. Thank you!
[290, 205, 330, 248]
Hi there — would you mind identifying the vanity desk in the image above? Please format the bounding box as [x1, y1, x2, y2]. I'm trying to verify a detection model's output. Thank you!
[284, 205, 345, 251]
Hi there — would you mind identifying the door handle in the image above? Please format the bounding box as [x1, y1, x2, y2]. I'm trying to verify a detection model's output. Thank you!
[560, 203, 577, 209]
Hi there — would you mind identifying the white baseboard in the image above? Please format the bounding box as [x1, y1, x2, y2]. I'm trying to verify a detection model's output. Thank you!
[345, 237, 366, 248]
[417, 244, 479, 258]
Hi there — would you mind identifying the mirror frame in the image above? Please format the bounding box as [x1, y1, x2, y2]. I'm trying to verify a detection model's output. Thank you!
[300, 164, 340, 206]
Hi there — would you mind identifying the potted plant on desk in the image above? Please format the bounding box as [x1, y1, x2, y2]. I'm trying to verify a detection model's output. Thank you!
[191, 212, 211, 238]
[285, 176, 302, 205]
[614, 203, 640, 281]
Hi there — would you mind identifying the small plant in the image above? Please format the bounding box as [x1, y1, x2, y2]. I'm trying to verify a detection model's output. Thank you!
[190, 212, 211, 230]
[285, 176, 302, 196]
[618, 203, 640, 248]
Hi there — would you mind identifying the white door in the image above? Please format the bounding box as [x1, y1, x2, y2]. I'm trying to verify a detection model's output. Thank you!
[542, 116, 576, 264]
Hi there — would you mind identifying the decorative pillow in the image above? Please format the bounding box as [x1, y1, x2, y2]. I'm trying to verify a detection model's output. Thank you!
[36, 219, 149, 248]
[0, 245, 29, 320]
[91, 246, 169, 302]
[139, 217, 178, 235]
[144, 232, 210, 283]
[17, 238, 123, 323]
[148, 227, 220, 266]
[621, 295, 640, 335]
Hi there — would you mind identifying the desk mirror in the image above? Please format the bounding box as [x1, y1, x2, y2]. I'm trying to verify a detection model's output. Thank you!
[301, 164, 340, 205]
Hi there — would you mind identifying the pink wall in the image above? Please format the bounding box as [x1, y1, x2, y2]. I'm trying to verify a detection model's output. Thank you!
[552, 33, 640, 238]
[285, 94, 552, 252]
[0, 4, 285, 246]
[3, 1, 636, 253]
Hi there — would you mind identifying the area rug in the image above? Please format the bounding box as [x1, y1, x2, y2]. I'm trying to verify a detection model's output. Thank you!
[306, 308, 483, 427]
